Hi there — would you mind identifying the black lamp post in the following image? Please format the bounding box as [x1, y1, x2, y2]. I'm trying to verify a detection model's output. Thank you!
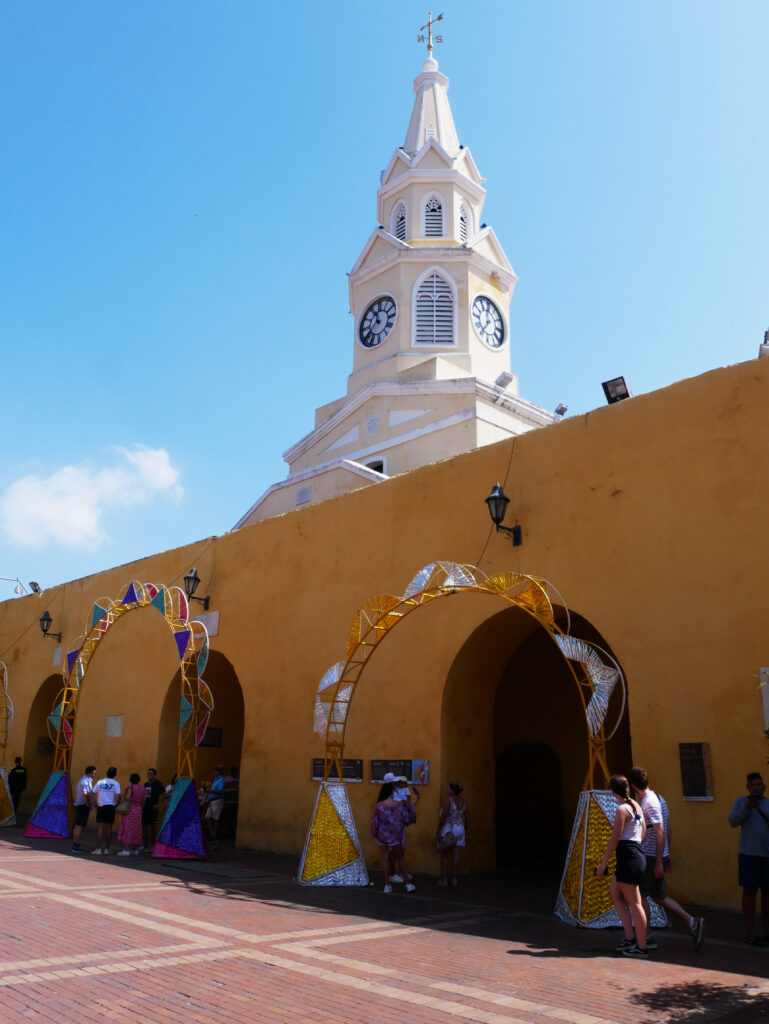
[484, 482, 522, 546]
[183, 568, 210, 611]
[39, 610, 62, 643]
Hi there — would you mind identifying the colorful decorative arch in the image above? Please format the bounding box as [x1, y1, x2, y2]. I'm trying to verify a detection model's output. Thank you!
[26, 580, 213, 857]
[0, 662, 12, 748]
[299, 561, 626, 891]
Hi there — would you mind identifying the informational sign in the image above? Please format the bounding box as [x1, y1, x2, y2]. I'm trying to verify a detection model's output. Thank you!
[199, 727, 223, 748]
[311, 758, 363, 783]
[370, 759, 430, 785]
[679, 742, 714, 801]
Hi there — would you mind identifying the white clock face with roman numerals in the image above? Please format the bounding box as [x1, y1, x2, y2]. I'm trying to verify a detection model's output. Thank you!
[359, 297, 397, 348]
[472, 295, 505, 348]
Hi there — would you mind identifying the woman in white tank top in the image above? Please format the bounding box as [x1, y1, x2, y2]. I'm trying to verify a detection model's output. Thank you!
[596, 773, 650, 958]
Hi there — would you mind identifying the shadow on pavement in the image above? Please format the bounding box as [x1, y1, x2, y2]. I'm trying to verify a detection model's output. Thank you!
[4, 821, 768, 984]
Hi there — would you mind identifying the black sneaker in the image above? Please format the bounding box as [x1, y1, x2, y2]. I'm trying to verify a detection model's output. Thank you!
[690, 917, 705, 951]
[615, 937, 635, 952]
[70, 844, 84, 853]
[645, 935, 659, 951]
[621, 943, 649, 959]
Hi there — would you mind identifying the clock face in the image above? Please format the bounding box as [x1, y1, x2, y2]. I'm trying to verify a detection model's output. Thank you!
[472, 296, 505, 348]
[359, 297, 397, 348]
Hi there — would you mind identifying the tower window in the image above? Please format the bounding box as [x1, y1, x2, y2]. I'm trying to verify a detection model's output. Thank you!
[392, 202, 407, 242]
[424, 197, 443, 237]
[459, 204, 469, 243]
[415, 272, 454, 345]
[366, 459, 385, 474]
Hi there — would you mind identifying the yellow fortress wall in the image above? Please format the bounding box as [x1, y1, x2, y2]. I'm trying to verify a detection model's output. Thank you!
[2, 354, 768, 909]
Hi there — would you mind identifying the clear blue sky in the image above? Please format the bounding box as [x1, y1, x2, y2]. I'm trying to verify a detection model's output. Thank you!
[1, 0, 767, 594]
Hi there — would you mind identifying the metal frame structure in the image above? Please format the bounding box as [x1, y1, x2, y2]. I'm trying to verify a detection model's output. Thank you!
[48, 580, 213, 779]
[313, 562, 625, 792]
[0, 662, 12, 749]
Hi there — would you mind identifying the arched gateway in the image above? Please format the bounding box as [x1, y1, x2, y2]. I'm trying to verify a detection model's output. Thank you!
[298, 561, 662, 930]
[25, 580, 214, 859]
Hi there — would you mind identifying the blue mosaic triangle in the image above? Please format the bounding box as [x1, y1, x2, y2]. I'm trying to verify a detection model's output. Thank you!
[179, 695, 193, 728]
[122, 583, 139, 606]
[91, 603, 108, 629]
[150, 587, 167, 614]
[66, 649, 80, 675]
[174, 629, 191, 661]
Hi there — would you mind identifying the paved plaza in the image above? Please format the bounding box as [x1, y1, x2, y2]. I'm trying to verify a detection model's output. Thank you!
[0, 828, 767, 1024]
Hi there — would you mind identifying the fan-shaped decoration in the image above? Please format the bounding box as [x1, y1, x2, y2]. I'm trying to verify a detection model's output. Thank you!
[554, 636, 619, 737]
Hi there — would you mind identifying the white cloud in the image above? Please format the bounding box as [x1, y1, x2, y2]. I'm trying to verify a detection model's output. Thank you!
[0, 446, 183, 550]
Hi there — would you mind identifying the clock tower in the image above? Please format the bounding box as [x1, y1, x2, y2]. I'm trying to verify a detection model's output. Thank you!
[236, 43, 555, 528]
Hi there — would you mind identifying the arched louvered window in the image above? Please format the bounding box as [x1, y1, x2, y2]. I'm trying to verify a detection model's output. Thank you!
[459, 204, 469, 243]
[392, 202, 407, 242]
[424, 197, 443, 237]
[415, 272, 454, 345]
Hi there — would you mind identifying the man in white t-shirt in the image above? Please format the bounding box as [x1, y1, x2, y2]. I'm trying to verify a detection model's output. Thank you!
[629, 766, 704, 951]
[71, 765, 97, 854]
[92, 766, 121, 855]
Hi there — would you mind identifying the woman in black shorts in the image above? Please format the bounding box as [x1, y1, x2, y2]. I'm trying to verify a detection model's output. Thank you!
[596, 773, 649, 958]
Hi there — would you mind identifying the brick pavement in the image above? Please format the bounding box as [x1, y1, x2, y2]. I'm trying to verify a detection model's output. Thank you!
[1, 828, 768, 1024]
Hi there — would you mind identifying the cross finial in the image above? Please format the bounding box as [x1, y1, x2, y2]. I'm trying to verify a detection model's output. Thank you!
[418, 11, 444, 58]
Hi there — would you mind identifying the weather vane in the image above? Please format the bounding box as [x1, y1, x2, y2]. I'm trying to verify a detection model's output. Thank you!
[418, 11, 444, 58]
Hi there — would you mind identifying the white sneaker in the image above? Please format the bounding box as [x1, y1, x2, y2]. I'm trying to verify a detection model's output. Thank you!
[390, 873, 403, 883]
[405, 883, 416, 893]
[383, 884, 392, 894]
[117, 850, 131, 856]
[103, 848, 116, 855]
[91, 848, 104, 855]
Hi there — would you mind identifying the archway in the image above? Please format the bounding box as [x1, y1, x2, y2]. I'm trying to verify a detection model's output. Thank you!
[300, 561, 626, 888]
[159, 651, 244, 836]
[21, 674, 61, 811]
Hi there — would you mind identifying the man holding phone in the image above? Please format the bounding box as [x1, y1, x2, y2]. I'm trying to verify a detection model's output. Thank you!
[729, 772, 769, 945]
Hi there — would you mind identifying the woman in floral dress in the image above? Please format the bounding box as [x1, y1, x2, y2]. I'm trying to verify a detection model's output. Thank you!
[117, 772, 144, 855]
[370, 782, 416, 893]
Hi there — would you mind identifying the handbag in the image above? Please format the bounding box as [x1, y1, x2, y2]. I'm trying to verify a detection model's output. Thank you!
[436, 830, 457, 852]
[115, 785, 132, 815]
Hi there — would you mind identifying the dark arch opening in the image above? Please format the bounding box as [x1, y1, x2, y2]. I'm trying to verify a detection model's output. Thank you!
[442, 603, 631, 879]
[22, 673, 62, 810]
[159, 650, 244, 838]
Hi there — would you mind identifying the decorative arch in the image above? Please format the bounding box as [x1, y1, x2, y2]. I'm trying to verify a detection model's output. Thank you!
[26, 580, 214, 858]
[47, 579, 213, 778]
[412, 266, 457, 346]
[299, 561, 625, 887]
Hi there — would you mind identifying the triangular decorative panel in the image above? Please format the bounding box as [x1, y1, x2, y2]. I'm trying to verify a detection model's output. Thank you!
[555, 790, 667, 929]
[0, 768, 15, 827]
[298, 782, 368, 886]
[153, 777, 207, 859]
[24, 770, 73, 839]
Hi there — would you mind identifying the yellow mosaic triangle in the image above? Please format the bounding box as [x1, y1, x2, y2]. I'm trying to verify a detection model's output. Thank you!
[300, 787, 359, 882]
[560, 801, 586, 918]
[0, 777, 14, 825]
[579, 795, 616, 923]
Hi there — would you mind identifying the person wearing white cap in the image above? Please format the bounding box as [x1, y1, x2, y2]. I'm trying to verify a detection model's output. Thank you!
[370, 779, 417, 893]
[391, 777, 419, 882]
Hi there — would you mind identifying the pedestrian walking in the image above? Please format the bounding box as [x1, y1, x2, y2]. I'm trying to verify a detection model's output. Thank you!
[629, 766, 705, 950]
[595, 773, 649, 958]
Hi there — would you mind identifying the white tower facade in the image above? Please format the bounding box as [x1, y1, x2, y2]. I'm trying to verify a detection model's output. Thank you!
[236, 53, 555, 528]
